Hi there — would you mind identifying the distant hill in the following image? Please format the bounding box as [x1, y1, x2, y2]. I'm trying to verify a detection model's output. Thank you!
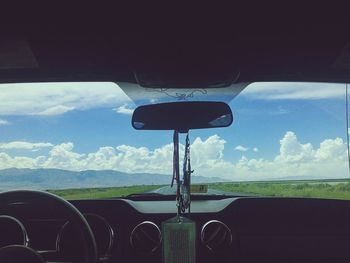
[0, 168, 228, 190]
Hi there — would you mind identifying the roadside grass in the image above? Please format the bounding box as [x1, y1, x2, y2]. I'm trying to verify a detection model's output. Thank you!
[48, 185, 162, 199]
[210, 181, 350, 200]
[48, 180, 350, 200]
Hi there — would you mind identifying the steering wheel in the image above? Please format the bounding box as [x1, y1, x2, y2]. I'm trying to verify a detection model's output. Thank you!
[0, 190, 97, 263]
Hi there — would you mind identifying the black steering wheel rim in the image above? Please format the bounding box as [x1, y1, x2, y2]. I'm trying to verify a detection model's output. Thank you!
[0, 190, 98, 263]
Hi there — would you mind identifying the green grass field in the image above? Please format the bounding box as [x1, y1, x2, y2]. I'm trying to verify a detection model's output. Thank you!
[48, 179, 350, 200]
[210, 181, 350, 199]
[48, 185, 162, 200]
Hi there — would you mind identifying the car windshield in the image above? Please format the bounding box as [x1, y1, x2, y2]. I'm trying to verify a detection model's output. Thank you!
[0, 81, 349, 200]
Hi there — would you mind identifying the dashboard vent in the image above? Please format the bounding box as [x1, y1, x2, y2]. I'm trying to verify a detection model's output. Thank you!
[201, 220, 232, 252]
[130, 221, 161, 254]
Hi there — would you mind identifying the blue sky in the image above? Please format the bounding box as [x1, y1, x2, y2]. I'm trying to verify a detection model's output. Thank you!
[0, 82, 348, 181]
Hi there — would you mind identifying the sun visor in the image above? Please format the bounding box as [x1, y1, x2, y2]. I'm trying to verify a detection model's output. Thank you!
[132, 40, 241, 89]
[134, 68, 240, 89]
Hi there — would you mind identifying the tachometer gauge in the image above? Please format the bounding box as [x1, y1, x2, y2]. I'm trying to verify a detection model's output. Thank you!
[0, 216, 29, 248]
[57, 214, 115, 260]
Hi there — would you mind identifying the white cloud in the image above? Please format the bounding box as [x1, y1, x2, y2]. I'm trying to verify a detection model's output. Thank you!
[253, 147, 259, 152]
[114, 104, 135, 115]
[150, 98, 159, 104]
[43, 142, 85, 170]
[0, 132, 348, 181]
[236, 107, 290, 116]
[276, 131, 314, 163]
[0, 152, 45, 169]
[235, 145, 249, 152]
[0, 119, 10, 126]
[37, 105, 75, 116]
[0, 82, 131, 116]
[191, 135, 226, 161]
[242, 82, 345, 100]
[0, 141, 53, 150]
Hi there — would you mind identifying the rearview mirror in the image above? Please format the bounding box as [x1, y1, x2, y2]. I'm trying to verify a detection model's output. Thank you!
[132, 101, 233, 132]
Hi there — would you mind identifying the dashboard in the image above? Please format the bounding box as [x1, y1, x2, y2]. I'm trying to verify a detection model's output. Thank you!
[1, 197, 350, 263]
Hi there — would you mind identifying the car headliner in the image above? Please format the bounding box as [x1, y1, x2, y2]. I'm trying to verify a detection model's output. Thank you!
[1, 6, 349, 85]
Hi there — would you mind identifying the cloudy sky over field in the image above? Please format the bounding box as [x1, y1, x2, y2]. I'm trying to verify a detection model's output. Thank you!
[0, 82, 348, 181]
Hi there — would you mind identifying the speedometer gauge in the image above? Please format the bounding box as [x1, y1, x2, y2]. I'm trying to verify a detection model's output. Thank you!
[84, 214, 115, 258]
